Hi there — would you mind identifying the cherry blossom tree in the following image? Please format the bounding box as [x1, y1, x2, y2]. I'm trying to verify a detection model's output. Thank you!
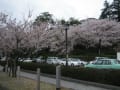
[0, 12, 33, 77]
[0, 12, 120, 64]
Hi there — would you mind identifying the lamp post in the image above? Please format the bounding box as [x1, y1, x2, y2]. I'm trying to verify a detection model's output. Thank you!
[98, 39, 101, 56]
[65, 25, 69, 66]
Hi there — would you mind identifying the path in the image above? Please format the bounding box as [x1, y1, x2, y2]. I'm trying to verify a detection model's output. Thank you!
[20, 71, 109, 90]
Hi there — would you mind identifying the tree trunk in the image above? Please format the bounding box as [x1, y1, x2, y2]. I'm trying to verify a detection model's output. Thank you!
[13, 59, 17, 77]
[10, 59, 17, 77]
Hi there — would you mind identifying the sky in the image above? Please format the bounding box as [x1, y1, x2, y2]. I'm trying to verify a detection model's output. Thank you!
[0, 0, 113, 21]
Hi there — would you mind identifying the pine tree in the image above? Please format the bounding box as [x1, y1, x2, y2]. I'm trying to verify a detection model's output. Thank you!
[112, 0, 120, 21]
[34, 12, 54, 25]
[100, 0, 120, 22]
[100, 0, 111, 19]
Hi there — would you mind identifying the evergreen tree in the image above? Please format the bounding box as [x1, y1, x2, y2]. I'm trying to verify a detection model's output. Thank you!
[100, 0, 111, 19]
[68, 17, 81, 25]
[60, 19, 66, 25]
[112, 0, 120, 21]
[34, 12, 54, 25]
[100, 0, 120, 22]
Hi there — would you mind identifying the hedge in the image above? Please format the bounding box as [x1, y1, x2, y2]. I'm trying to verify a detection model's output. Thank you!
[0, 61, 120, 86]
[19, 62, 56, 75]
[61, 67, 120, 86]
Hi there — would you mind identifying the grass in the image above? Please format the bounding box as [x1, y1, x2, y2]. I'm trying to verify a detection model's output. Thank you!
[0, 71, 71, 90]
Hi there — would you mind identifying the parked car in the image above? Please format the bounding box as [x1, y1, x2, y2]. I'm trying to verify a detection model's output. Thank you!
[46, 57, 60, 64]
[58, 58, 66, 65]
[85, 59, 120, 69]
[58, 58, 84, 66]
[33, 57, 44, 63]
[1, 57, 6, 61]
[18, 58, 25, 62]
[68, 58, 81, 66]
[23, 58, 33, 63]
[80, 60, 88, 65]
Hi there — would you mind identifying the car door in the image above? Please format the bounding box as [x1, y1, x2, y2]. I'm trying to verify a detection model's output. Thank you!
[68, 59, 71, 66]
[111, 60, 120, 69]
[94, 60, 103, 69]
[101, 60, 112, 69]
[47, 59, 52, 64]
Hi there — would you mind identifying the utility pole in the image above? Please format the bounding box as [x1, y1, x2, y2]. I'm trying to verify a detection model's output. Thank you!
[98, 39, 102, 56]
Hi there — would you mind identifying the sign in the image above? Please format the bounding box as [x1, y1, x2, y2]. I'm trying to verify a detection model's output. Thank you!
[117, 52, 120, 60]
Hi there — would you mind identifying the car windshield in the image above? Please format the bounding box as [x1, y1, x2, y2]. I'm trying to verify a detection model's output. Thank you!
[94, 60, 103, 65]
[71, 60, 80, 62]
[61, 59, 66, 61]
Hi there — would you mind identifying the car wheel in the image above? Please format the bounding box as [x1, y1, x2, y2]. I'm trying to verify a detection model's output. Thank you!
[61, 63, 64, 66]
[81, 63, 84, 66]
[71, 63, 74, 67]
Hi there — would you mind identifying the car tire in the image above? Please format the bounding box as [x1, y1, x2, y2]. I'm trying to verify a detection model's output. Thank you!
[61, 63, 64, 66]
[71, 63, 74, 67]
[81, 63, 84, 66]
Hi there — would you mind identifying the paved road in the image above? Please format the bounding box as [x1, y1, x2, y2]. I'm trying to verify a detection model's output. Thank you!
[20, 71, 109, 90]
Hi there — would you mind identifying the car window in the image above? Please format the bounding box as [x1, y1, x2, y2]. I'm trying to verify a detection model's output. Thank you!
[103, 60, 111, 65]
[47, 59, 51, 61]
[61, 59, 66, 61]
[118, 60, 120, 64]
[116, 60, 120, 64]
[94, 60, 103, 65]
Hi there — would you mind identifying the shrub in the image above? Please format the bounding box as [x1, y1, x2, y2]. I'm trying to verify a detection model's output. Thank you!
[62, 67, 120, 86]
[19, 62, 56, 75]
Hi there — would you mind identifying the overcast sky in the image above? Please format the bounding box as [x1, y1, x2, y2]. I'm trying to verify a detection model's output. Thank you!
[0, 0, 112, 20]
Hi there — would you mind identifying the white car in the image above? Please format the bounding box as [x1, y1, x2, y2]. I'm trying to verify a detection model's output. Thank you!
[68, 58, 81, 66]
[23, 58, 33, 63]
[1, 57, 6, 61]
[46, 57, 60, 64]
[18, 58, 23, 62]
[81, 61, 88, 65]
[58, 58, 66, 65]
[89, 60, 97, 64]
[59, 58, 82, 66]
[35, 57, 44, 63]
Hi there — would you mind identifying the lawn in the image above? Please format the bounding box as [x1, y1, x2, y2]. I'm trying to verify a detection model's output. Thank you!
[0, 71, 72, 90]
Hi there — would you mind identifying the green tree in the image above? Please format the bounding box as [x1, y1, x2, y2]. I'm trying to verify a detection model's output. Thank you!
[100, 0, 120, 22]
[60, 19, 66, 25]
[68, 17, 81, 25]
[112, 0, 120, 21]
[34, 12, 54, 25]
[60, 17, 80, 26]
[100, 0, 111, 19]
